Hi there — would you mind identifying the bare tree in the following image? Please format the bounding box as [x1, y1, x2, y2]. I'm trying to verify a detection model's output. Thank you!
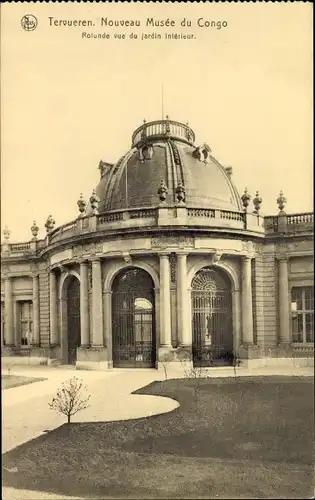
[48, 376, 91, 424]
[6, 362, 15, 377]
[231, 353, 241, 379]
[159, 351, 174, 381]
[180, 352, 210, 412]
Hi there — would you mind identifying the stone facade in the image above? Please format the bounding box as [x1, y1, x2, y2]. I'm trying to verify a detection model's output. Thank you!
[1, 118, 314, 369]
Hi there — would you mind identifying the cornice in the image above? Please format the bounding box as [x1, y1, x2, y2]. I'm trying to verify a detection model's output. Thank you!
[2, 226, 312, 265]
[38, 225, 269, 258]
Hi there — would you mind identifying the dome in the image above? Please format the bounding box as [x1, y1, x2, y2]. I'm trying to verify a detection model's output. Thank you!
[88, 119, 242, 214]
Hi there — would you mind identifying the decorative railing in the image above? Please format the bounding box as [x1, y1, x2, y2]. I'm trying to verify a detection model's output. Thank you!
[50, 220, 77, 239]
[264, 212, 313, 234]
[11, 346, 31, 356]
[287, 213, 313, 225]
[129, 209, 156, 219]
[1, 210, 313, 256]
[220, 210, 245, 222]
[98, 212, 124, 223]
[131, 119, 195, 147]
[188, 208, 215, 218]
[98, 207, 156, 224]
[10, 242, 31, 252]
[264, 216, 278, 232]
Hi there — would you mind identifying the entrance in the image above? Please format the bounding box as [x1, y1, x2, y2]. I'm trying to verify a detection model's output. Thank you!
[66, 276, 81, 365]
[191, 267, 233, 367]
[112, 268, 156, 368]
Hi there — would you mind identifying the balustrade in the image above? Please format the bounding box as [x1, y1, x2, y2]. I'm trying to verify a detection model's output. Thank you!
[1, 210, 313, 254]
[220, 210, 244, 222]
[287, 213, 313, 225]
[187, 208, 215, 218]
[129, 209, 156, 219]
[10, 242, 31, 252]
[131, 119, 195, 147]
[98, 212, 124, 223]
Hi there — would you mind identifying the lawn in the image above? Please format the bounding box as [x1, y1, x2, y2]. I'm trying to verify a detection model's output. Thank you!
[2, 376, 314, 499]
[1, 374, 46, 390]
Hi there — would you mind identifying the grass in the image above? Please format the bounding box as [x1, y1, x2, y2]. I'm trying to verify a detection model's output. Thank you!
[1, 374, 46, 390]
[2, 376, 314, 499]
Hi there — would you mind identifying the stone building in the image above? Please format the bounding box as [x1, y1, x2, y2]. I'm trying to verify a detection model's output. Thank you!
[1, 118, 314, 370]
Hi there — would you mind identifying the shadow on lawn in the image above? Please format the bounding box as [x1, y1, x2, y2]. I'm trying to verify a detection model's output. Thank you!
[2, 376, 314, 499]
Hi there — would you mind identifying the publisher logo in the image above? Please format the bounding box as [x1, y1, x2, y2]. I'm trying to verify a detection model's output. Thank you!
[21, 15, 38, 32]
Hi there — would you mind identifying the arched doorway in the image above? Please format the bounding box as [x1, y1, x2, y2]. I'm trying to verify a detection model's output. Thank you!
[112, 267, 156, 368]
[191, 266, 233, 367]
[66, 276, 81, 365]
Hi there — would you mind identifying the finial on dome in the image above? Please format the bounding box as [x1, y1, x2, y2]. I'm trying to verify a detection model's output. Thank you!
[157, 179, 168, 203]
[225, 166, 233, 177]
[45, 214, 55, 233]
[3, 225, 10, 241]
[241, 188, 251, 211]
[165, 115, 170, 133]
[90, 189, 100, 215]
[143, 119, 146, 124]
[175, 180, 186, 204]
[77, 193, 86, 217]
[193, 143, 211, 163]
[253, 191, 262, 214]
[31, 221, 39, 240]
[277, 190, 286, 214]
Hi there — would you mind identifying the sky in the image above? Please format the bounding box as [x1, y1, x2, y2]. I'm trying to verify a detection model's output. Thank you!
[1, 2, 313, 242]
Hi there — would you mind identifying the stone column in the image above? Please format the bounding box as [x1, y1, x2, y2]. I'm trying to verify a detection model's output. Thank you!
[80, 261, 90, 346]
[278, 257, 290, 343]
[49, 270, 59, 345]
[91, 258, 103, 346]
[159, 253, 172, 347]
[177, 252, 191, 346]
[32, 274, 40, 346]
[4, 277, 14, 345]
[242, 256, 254, 344]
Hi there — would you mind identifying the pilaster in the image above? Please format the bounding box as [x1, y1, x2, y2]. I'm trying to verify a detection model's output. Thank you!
[278, 256, 290, 343]
[32, 274, 40, 346]
[159, 253, 172, 347]
[4, 277, 14, 345]
[80, 261, 90, 346]
[91, 258, 103, 346]
[49, 270, 59, 345]
[177, 252, 191, 346]
[241, 256, 254, 345]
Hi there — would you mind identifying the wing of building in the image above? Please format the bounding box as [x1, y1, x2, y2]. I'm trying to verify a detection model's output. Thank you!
[1, 118, 314, 370]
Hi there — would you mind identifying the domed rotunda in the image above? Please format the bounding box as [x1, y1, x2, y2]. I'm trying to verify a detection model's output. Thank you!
[91, 118, 242, 214]
[1, 117, 314, 370]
